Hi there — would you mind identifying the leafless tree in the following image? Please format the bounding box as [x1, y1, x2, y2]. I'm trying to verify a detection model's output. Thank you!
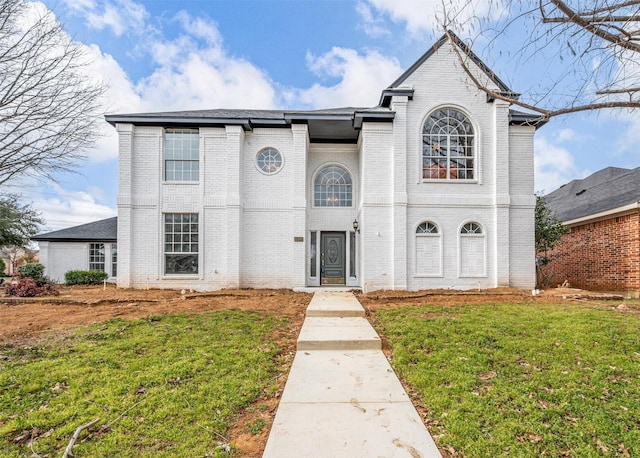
[0, 0, 106, 186]
[441, 0, 640, 122]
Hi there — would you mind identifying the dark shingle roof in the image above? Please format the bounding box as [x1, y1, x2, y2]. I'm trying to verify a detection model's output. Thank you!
[32, 217, 117, 242]
[104, 106, 393, 126]
[544, 167, 640, 222]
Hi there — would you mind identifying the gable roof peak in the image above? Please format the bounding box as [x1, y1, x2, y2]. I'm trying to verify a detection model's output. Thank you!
[380, 31, 515, 107]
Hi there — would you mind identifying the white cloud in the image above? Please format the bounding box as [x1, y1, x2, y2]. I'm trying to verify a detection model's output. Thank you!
[356, 2, 391, 38]
[9, 179, 117, 232]
[534, 136, 591, 194]
[362, 0, 504, 38]
[34, 185, 117, 231]
[617, 112, 640, 156]
[555, 128, 576, 143]
[291, 47, 403, 108]
[63, 0, 149, 37]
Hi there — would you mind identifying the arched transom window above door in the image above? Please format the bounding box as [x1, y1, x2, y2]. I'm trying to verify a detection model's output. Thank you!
[422, 108, 475, 180]
[314, 165, 353, 207]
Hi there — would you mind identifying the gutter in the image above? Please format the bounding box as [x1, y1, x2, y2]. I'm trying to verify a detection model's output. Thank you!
[563, 201, 640, 226]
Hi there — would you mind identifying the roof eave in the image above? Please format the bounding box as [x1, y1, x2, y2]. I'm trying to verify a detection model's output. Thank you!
[32, 237, 118, 243]
[378, 88, 415, 107]
[562, 201, 640, 226]
[509, 111, 548, 128]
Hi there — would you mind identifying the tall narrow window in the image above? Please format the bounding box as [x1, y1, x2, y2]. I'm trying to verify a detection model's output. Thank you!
[89, 243, 105, 271]
[415, 222, 441, 276]
[164, 128, 199, 181]
[111, 243, 117, 277]
[164, 213, 199, 274]
[423, 108, 474, 180]
[314, 165, 352, 207]
[460, 222, 486, 277]
[310, 232, 317, 277]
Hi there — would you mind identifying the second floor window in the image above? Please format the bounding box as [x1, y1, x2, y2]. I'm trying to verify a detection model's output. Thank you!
[165, 128, 199, 181]
[423, 108, 474, 180]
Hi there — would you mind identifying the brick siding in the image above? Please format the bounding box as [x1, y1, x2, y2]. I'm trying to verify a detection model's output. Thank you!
[545, 212, 640, 292]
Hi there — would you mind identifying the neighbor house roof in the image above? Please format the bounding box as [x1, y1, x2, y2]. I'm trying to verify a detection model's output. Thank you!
[32, 217, 117, 243]
[544, 167, 640, 223]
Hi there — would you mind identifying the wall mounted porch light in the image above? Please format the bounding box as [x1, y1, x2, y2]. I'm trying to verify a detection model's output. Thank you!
[352, 219, 360, 233]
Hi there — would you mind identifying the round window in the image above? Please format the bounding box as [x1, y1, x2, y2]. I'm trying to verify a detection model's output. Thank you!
[256, 148, 283, 175]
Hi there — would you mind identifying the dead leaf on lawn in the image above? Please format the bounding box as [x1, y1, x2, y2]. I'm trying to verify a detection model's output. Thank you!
[478, 371, 497, 381]
[619, 443, 631, 457]
[527, 433, 544, 443]
[538, 400, 548, 410]
[596, 439, 608, 452]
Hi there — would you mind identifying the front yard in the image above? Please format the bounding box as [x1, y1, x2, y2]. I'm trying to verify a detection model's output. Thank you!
[368, 298, 640, 457]
[1, 286, 638, 456]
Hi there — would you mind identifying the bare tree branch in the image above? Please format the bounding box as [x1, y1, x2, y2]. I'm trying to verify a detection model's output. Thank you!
[0, 0, 106, 187]
[440, 0, 640, 120]
[62, 418, 100, 458]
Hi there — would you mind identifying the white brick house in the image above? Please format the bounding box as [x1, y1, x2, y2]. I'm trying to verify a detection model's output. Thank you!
[104, 34, 543, 292]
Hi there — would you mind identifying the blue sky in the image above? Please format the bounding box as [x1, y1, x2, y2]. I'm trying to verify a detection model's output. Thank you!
[10, 0, 640, 231]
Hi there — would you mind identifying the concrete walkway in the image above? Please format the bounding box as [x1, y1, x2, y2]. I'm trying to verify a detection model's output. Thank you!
[263, 291, 442, 458]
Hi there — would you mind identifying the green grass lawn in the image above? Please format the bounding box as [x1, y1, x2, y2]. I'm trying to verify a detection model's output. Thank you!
[0, 310, 287, 457]
[374, 301, 640, 457]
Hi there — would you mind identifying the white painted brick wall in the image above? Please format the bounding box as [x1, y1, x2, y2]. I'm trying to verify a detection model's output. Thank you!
[113, 39, 537, 291]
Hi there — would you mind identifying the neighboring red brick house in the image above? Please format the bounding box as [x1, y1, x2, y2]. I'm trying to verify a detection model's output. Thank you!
[543, 167, 640, 295]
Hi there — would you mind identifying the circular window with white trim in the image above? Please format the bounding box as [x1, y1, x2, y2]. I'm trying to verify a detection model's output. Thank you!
[256, 148, 283, 175]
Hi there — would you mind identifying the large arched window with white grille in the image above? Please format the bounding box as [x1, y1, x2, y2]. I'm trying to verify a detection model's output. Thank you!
[415, 221, 442, 276]
[459, 222, 486, 277]
[423, 108, 474, 180]
[314, 165, 352, 207]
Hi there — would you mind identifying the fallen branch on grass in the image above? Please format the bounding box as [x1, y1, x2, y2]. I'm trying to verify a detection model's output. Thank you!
[62, 418, 100, 458]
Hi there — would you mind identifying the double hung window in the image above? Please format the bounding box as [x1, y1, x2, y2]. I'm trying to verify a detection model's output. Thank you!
[164, 128, 199, 181]
[164, 213, 199, 274]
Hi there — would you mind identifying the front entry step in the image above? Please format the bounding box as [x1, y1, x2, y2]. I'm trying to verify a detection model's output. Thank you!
[305, 291, 365, 317]
[297, 317, 381, 350]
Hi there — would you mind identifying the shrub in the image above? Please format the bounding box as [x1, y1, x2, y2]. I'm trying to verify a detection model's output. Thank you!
[0, 258, 5, 276]
[65, 270, 109, 285]
[17, 263, 52, 286]
[4, 275, 59, 297]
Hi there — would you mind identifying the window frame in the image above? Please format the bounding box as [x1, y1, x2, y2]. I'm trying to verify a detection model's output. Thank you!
[256, 147, 284, 175]
[422, 107, 476, 182]
[414, 221, 443, 277]
[313, 164, 353, 207]
[163, 213, 199, 276]
[458, 221, 487, 278]
[164, 128, 200, 182]
[88, 243, 105, 272]
[111, 243, 117, 278]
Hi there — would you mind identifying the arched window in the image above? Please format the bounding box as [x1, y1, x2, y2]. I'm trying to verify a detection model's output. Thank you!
[459, 221, 486, 277]
[461, 222, 482, 234]
[415, 221, 442, 276]
[423, 108, 474, 180]
[416, 222, 438, 234]
[314, 165, 352, 207]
